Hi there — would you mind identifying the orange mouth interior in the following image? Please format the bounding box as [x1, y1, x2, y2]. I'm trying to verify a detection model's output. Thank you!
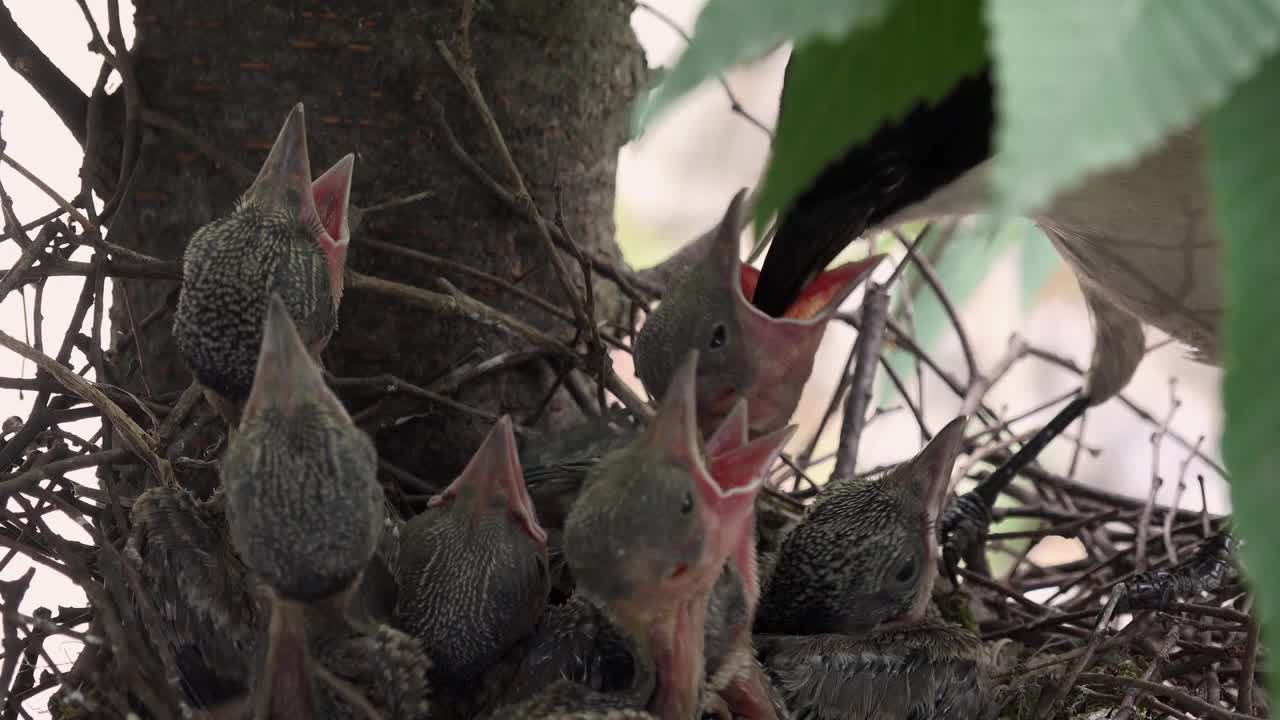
[739, 254, 884, 320]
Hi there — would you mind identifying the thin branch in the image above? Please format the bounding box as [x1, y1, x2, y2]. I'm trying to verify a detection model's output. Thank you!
[633, 1, 774, 138]
[434, 40, 592, 335]
[830, 282, 890, 482]
[0, 3, 89, 145]
[0, 329, 170, 486]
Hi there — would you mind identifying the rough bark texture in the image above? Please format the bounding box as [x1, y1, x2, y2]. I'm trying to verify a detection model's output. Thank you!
[113, 0, 645, 475]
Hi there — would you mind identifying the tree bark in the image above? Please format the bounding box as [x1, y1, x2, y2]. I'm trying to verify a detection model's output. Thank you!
[112, 0, 645, 475]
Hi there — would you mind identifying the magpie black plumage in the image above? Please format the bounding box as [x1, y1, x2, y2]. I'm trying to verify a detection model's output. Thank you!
[755, 62, 1222, 405]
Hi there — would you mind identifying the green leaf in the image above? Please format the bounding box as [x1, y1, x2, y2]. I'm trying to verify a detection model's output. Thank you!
[1209, 46, 1280, 691]
[754, 0, 987, 237]
[634, 0, 895, 134]
[988, 0, 1280, 219]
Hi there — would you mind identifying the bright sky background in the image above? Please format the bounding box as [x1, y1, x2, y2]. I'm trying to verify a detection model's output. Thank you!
[1, 2, 135, 713]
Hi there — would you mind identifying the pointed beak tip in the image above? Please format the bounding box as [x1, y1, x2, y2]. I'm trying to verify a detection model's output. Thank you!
[245, 106, 315, 212]
[323, 153, 355, 181]
[662, 351, 701, 416]
[279, 104, 307, 144]
[259, 296, 307, 362]
[475, 415, 524, 489]
[262, 294, 291, 336]
[941, 415, 968, 444]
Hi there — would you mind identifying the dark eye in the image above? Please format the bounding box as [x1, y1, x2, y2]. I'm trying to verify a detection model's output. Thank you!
[894, 559, 917, 584]
[680, 492, 694, 514]
[709, 323, 728, 349]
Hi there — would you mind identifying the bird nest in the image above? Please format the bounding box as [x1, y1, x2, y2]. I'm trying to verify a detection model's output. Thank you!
[0, 226, 1253, 720]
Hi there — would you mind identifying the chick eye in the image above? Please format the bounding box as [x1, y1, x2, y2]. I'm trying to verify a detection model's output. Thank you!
[894, 559, 917, 584]
[680, 492, 694, 514]
[709, 323, 727, 349]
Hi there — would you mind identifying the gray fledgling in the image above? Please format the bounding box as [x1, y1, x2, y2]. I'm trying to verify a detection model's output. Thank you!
[221, 294, 382, 718]
[754, 416, 991, 720]
[174, 103, 354, 421]
[394, 415, 550, 694]
[633, 189, 882, 438]
[564, 352, 793, 720]
[500, 402, 785, 719]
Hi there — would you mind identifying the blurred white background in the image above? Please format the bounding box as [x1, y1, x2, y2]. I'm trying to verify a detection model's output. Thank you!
[0, 0, 1227, 714]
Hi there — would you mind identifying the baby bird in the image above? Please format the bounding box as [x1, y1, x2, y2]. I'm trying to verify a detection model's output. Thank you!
[174, 103, 354, 422]
[221, 294, 383, 718]
[560, 352, 794, 719]
[634, 189, 882, 438]
[754, 416, 990, 720]
[394, 415, 551, 715]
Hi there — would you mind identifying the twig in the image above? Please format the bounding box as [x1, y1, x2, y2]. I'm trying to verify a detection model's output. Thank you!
[0, 151, 95, 231]
[1239, 612, 1261, 715]
[0, 448, 129, 500]
[830, 282, 889, 482]
[1041, 585, 1127, 717]
[427, 98, 657, 303]
[958, 334, 1027, 418]
[345, 271, 649, 419]
[0, 217, 56, 305]
[0, 567, 35, 713]
[1026, 344, 1225, 478]
[434, 40, 592, 335]
[633, 1, 774, 138]
[892, 226, 977, 383]
[140, 108, 255, 183]
[0, 3, 88, 145]
[1138, 380, 1181, 571]
[1075, 673, 1260, 720]
[1112, 620, 1182, 720]
[0, 329, 170, 486]
[1164, 435, 1205, 564]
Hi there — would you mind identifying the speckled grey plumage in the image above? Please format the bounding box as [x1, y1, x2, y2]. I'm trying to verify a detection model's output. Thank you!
[633, 190, 880, 439]
[752, 418, 989, 720]
[173, 105, 348, 411]
[127, 485, 405, 699]
[702, 566, 748, 689]
[632, 191, 757, 436]
[174, 204, 336, 404]
[755, 418, 967, 636]
[498, 595, 637, 707]
[520, 414, 638, 596]
[394, 499, 549, 683]
[395, 416, 550, 692]
[222, 399, 381, 601]
[754, 464, 931, 636]
[308, 617, 433, 719]
[125, 486, 262, 701]
[756, 624, 989, 720]
[489, 593, 657, 720]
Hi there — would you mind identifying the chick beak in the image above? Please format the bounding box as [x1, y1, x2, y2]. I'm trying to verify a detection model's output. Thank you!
[310, 153, 355, 300]
[704, 398, 749, 458]
[732, 254, 885, 436]
[429, 415, 548, 548]
[241, 294, 348, 423]
[254, 597, 316, 720]
[242, 104, 317, 227]
[891, 415, 968, 624]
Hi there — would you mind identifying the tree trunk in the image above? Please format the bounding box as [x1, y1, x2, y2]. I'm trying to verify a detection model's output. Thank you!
[112, 0, 645, 477]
